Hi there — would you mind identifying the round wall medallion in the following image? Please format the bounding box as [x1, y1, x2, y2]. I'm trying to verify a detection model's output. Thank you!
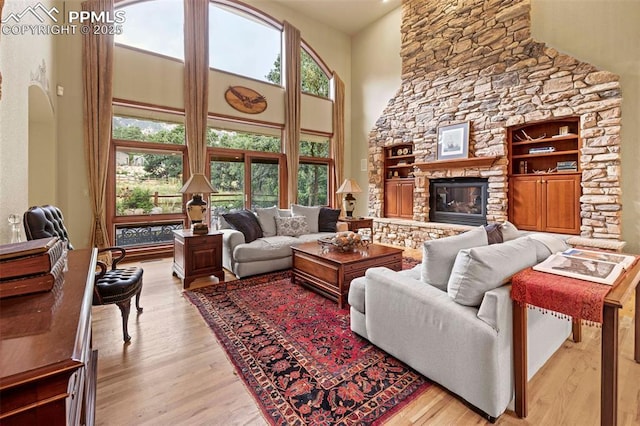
[224, 86, 267, 114]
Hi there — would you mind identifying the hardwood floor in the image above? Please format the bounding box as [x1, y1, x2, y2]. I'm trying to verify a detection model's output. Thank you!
[93, 253, 639, 425]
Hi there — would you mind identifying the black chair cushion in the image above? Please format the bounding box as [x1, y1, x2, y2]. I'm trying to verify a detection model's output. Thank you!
[94, 267, 143, 305]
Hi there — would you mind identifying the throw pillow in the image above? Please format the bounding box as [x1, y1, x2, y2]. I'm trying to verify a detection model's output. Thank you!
[500, 220, 520, 241]
[222, 210, 263, 243]
[291, 204, 321, 233]
[484, 223, 503, 245]
[318, 207, 341, 232]
[421, 226, 488, 291]
[447, 237, 537, 307]
[255, 206, 279, 237]
[275, 216, 310, 237]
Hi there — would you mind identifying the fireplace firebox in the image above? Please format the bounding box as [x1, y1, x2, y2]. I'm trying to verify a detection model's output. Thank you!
[429, 178, 488, 226]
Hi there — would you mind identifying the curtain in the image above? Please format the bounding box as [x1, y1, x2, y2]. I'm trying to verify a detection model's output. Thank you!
[82, 0, 114, 248]
[183, 0, 209, 175]
[332, 72, 345, 209]
[283, 21, 301, 205]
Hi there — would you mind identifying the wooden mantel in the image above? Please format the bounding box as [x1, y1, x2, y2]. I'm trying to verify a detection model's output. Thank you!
[414, 155, 499, 171]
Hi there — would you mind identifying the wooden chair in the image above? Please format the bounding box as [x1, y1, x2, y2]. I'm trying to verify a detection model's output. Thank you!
[23, 205, 143, 342]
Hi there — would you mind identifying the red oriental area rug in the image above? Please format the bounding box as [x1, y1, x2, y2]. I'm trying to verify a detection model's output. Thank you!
[184, 260, 429, 425]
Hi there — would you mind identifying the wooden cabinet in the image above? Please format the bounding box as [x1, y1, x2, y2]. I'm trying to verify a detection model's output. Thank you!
[172, 230, 224, 289]
[384, 143, 414, 219]
[510, 174, 581, 234]
[508, 118, 582, 234]
[0, 248, 98, 426]
[385, 180, 414, 219]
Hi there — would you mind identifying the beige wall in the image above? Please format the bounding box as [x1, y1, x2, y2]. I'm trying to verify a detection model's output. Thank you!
[352, 8, 402, 217]
[0, 0, 58, 244]
[352, 1, 640, 253]
[530, 0, 640, 253]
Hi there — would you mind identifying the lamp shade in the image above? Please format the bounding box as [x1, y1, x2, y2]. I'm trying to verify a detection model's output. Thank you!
[336, 178, 362, 194]
[179, 173, 216, 194]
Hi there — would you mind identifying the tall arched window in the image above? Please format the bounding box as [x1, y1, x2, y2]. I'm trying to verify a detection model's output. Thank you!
[209, 2, 282, 83]
[115, 0, 184, 60]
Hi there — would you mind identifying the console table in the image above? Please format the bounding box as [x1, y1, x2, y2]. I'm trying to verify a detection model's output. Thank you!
[0, 248, 98, 426]
[511, 257, 640, 426]
[172, 229, 224, 289]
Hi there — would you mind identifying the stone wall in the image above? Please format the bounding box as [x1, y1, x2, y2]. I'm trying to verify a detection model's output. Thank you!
[369, 0, 622, 245]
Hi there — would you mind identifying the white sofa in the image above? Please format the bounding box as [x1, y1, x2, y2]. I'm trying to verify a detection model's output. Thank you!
[219, 206, 346, 278]
[348, 226, 572, 421]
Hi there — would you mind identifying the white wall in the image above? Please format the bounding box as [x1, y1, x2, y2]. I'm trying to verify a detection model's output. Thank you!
[0, 0, 58, 243]
[351, 8, 402, 217]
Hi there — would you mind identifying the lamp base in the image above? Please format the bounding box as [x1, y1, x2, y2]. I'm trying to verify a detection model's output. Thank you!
[192, 223, 209, 234]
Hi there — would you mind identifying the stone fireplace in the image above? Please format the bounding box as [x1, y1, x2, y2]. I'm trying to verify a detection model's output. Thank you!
[430, 178, 488, 226]
[369, 0, 622, 248]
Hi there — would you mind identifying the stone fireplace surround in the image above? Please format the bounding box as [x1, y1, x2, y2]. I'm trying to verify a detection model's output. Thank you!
[369, 0, 622, 249]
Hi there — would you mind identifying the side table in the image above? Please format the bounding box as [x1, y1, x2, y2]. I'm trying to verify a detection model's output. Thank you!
[172, 229, 224, 289]
[512, 257, 640, 426]
[338, 217, 374, 239]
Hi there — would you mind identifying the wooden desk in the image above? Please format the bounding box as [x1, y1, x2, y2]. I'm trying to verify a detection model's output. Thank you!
[0, 248, 98, 426]
[172, 229, 224, 289]
[338, 217, 374, 239]
[512, 258, 640, 426]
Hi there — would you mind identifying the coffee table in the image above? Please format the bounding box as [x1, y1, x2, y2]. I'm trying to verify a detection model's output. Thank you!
[291, 242, 403, 308]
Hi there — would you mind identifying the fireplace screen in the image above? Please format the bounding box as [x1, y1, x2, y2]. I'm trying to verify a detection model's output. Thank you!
[429, 178, 488, 226]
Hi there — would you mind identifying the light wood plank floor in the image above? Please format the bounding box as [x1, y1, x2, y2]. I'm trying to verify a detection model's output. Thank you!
[93, 252, 639, 425]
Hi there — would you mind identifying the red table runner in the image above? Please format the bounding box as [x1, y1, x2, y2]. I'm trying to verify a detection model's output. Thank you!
[511, 267, 611, 325]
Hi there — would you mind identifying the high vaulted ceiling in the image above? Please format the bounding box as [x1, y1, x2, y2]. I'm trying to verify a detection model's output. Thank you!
[273, 0, 402, 35]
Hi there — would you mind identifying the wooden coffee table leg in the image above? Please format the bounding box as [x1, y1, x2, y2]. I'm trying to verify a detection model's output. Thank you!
[513, 301, 527, 418]
[601, 304, 618, 426]
[572, 319, 582, 343]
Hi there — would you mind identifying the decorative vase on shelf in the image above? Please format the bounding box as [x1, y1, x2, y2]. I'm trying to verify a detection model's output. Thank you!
[8, 214, 21, 243]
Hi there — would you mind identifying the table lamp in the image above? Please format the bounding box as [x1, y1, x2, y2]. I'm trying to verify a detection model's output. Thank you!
[336, 178, 363, 218]
[179, 173, 216, 234]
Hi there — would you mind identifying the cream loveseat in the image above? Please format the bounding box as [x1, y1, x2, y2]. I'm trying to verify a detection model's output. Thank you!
[219, 205, 346, 278]
[348, 224, 572, 421]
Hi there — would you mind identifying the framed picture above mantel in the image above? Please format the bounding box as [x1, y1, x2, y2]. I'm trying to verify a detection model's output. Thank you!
[437, 122, 469, 160]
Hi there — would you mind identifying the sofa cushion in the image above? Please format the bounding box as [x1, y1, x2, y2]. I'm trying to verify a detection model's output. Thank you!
[275, 216, 309, 237]
[291, 204, 321, 233]
[255, 206, 279, 237]
[278, 209, 292, 217]
[484, 223, 503, 245]
[500, 220, 520, 241]
[222, 210, 263, 243]
[421, 226, 488, 291]
[318, 207, 341, 232]
[447, 237, 537, 307]
[233, 236, 299, 262]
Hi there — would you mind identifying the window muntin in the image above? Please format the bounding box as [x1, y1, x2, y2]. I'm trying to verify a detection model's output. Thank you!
[301, 49, 329, 98]
[207, 128, 280, 153]
[209, 3, 281, 83]
[113, 116, 185, 145]
[115, 1, 184, 60]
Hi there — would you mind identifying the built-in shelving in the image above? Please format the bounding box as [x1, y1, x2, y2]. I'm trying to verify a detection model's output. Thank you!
[384, 143, 414, 218]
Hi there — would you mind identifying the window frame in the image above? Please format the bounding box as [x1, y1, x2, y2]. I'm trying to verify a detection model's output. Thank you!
[298, 131, 334, 206]
[108, 104, 189, 258]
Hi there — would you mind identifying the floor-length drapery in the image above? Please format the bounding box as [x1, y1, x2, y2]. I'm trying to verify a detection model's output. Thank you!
[82, 0, 114, 248]
[183, 0, 210, 176]
[332, 72, 345, 209]
[283, 21, 301, 205]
